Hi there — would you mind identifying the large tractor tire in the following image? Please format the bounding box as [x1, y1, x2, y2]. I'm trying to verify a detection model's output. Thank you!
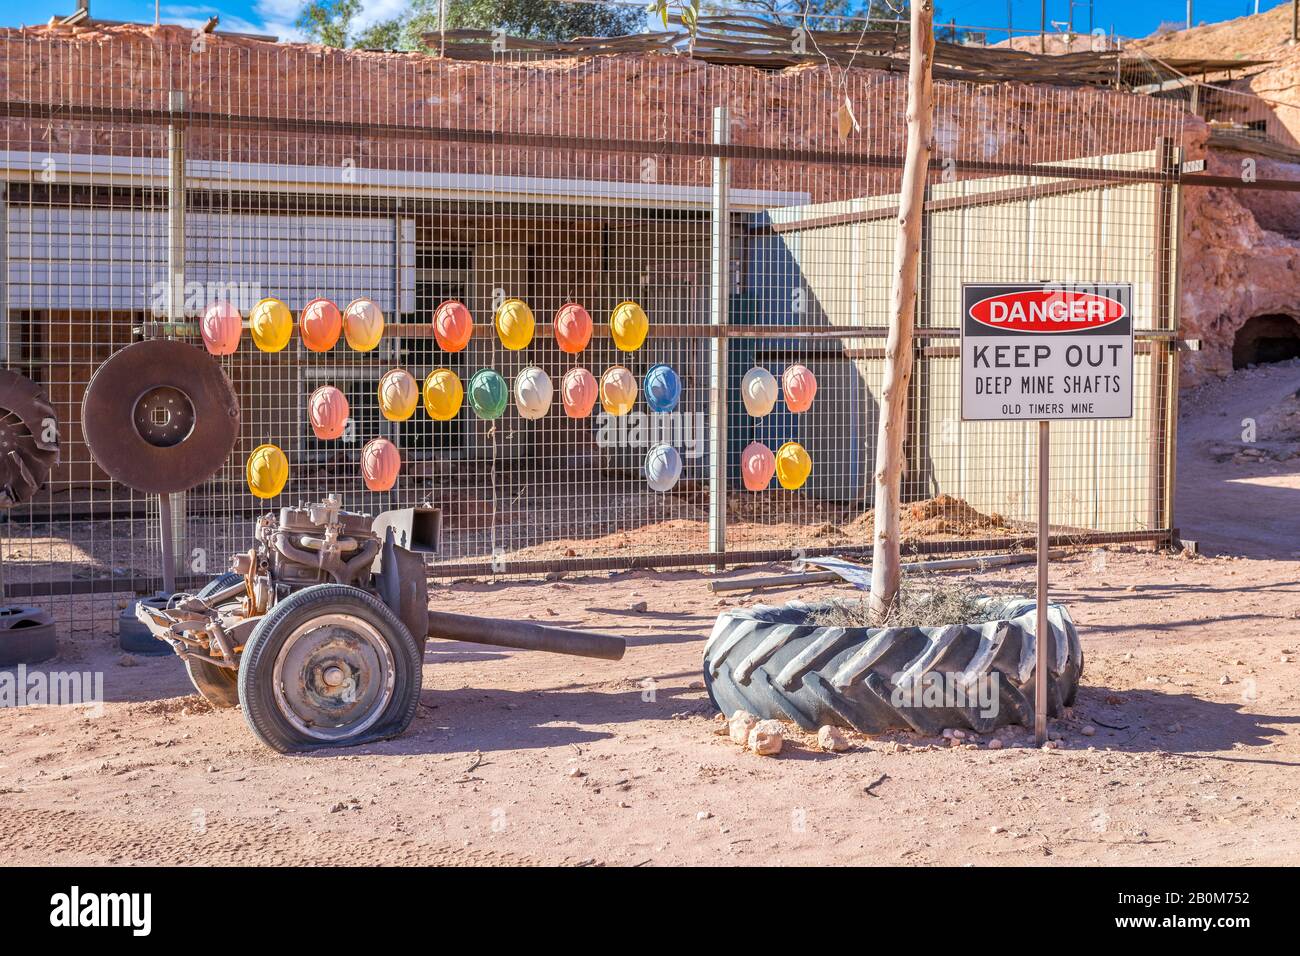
[703, 598, 1082, 736]
[182, 572, 245, 709]
[237, 584, 423, 753]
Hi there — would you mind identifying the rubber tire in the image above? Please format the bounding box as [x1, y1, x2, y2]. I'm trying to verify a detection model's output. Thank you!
[118, 596, 174, 656]
[183, 572, 245, 709]
[703, 598, 1083, 736]
[237, 585, 423, 754]
[0, 605, 57, 666]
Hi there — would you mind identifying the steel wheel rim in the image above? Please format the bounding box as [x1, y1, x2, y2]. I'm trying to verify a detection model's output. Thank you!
[271, 613, 396, 742]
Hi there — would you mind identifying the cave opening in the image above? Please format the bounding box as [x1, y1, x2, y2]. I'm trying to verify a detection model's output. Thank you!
[1232, 314, 1300, 369]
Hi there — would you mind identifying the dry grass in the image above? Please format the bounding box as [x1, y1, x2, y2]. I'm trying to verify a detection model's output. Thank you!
[810, 574, 1021, 629]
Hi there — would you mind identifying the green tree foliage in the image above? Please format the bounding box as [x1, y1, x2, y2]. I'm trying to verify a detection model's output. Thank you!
[297, 0, 645, 50]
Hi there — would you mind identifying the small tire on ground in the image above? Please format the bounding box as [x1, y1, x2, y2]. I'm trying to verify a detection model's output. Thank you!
[118, 595, 175, 656]
[182, 572, 245, 709]
[0, 605, 57, 666]
[238, 584, 422, 754]
[703, 598, 1082, 736]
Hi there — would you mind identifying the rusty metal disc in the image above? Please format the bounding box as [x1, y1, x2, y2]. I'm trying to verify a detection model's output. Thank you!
[0, 369, 59, 508]
[82, 340, 240, 494]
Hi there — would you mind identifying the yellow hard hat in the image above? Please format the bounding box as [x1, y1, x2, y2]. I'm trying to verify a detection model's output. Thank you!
[600, 365, 638, 416]
[495, 298, 535, 351]
[610, 300, 649, 352]
[775, 441, 812, 490]
[423, 368, 464, 421]
[246, 443, 288, 499]
[343, 298, 384, 352]
[378, 368, 419, 422]
[249, 298, 293, 353]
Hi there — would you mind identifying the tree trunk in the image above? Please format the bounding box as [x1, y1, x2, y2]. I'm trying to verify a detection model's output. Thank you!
[869, 0, 935, 622]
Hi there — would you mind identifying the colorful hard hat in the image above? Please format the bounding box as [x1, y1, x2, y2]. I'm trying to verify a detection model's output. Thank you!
[554, 302, 593, 355]
[515, 366, 553, 420]
[308, 385, 350, 440]
[300, 298, 342, 352]
[610, 300, 649, 352]
[643, 364, 681, 414]
[740, 441, 775, 492]
[600, 365, 638, 416]
[434, 300, 473, 353]
[378, 368, 419, 422]
[249, 297, 293, 352]
[644, 444, 682, 493]
[469, 368, 508, 420]
[360, 438, 401, 492]
[775, 441, 812, 490]
[561, 367, 598, 419]
[495, 298, 535, 351]
[423, 368, 464, 421]
[783, 364, 818, 413]
[741, 367, 778, 418]
[343, 297, 384, 352]
[246, 443, 288, 499]
[200, 300, 242, 356]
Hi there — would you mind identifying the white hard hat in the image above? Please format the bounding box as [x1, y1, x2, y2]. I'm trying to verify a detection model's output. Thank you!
[741, 367, 778, 418]
[644, 443, 683, 493]
[514, 366, 554, 420]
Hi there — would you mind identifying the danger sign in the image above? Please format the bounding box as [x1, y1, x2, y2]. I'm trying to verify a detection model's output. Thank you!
[960, 282, 1134, 421]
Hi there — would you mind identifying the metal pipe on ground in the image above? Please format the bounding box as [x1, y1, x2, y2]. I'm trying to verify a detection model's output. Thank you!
[425, 609, 626, 661]
[708, 550, 1066, 594]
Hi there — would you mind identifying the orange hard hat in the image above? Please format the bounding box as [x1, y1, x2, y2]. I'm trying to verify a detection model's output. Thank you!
[434, 300, 473, 353]
[300, 298, 342, 352]
[554, 302, 593, 355]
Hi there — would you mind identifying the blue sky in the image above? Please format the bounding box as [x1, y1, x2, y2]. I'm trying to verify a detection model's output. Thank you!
[0, 0, 1291, 43]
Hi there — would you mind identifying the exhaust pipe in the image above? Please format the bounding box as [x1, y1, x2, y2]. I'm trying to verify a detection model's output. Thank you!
[426, 609, 625, 661]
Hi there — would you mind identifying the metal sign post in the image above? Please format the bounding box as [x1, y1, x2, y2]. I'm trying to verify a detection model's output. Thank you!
[1035, 419, 1049, 745]
[959, 282, 1134, 746]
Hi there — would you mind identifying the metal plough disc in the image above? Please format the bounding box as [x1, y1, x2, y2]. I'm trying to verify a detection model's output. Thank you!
[0, 369, 60, 508]
[82, 340, 241, 494]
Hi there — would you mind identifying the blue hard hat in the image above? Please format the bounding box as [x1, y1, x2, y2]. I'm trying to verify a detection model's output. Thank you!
[643, 363, 681, 413]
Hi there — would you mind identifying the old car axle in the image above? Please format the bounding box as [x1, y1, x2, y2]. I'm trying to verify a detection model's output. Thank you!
[135, 495, 625, 752]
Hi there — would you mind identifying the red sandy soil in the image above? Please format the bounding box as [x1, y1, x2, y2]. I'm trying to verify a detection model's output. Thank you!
[1, 366, 1298, 866]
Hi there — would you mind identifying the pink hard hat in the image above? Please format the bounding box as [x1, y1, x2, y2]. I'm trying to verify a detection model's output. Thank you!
[308, 385, 350, 440]
[740, 441, 775, 492]
[201, 300, 242, 356]
[360, 438, 401, 492]
[561, 367, 598, 419]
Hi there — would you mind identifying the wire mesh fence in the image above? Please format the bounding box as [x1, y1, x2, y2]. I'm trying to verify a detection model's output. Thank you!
[0, 15, 1185, 638]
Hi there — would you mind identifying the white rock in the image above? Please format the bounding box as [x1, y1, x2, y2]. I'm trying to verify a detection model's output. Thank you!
[990, 825, 1005, 834]
[987, 739, 1004, 750]
[748, 720, 784, 756]
[817, 725, 849, 752]
[696, 810, 712, 820]
[728, 711, 757, 746]
[1081, 725, 1096, 737]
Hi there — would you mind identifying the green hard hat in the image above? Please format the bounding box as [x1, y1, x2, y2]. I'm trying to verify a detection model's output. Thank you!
[469, 367, 509, 420]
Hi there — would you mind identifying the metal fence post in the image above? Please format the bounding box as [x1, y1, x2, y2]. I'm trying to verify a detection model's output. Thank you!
[709, 106, 730, 571]
[1148, 136, 1176, 548]
[163, 90, 187, 593]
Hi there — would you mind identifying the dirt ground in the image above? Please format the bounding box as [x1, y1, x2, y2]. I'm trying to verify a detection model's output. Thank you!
[2, 364, 1299, 866]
